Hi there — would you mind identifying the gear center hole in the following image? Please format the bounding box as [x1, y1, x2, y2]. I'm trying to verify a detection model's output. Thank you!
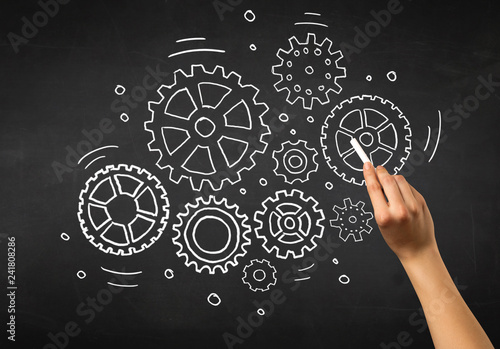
[359, 132, 374, 147]
[253, 269, 266, 281]
[348, 215, 357, 224]
[194, 217, 231, 254]
[107, 194, 137, 225]
[283, 216, 297, 230]
[195, 117, 216, 138]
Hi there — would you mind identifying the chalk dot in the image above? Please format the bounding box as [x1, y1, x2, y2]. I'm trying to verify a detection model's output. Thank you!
[325, 58, 332, 66]
[387, 71, 397, 82]
[244, 10, 256, 22]
[164, 268, 174, 279]
[294, 50, 300, 57]
[240, 188, 247, 195]
[115, 85, 126, 95]
[286, 74, 293, 81]
[290, 129, 296, 135]
[60, 232, 70, 241]
[259, 178, 267, 186]
[294, 84, 301, 92]
[366, 75, 372, 81]
[325, 73, 332, 80]
[207, 292, 221, 306]
[286, 61, 293, 68]
[314, 48, 322, 56]
[305, 66, 314, 75]
[120, 113, 129, 122]
[318, 85, 325, 91]
[303, 47, 309, 54]
[257, 308, 265, 316]
[332, 258, 339, 265]
[249, 44, 257, 51]
[305, 89, 312, 95]
[77, 270, 86, 279]
[307, 116, 314, 123]
[325, 182, 333, 190]
[339, 274, 350, 284]
[279, 113, 289, 122]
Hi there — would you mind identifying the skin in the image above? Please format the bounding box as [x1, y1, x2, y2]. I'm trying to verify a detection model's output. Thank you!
[363, 162, 493, 349]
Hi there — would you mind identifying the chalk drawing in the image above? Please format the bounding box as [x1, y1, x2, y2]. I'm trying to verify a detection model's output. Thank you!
[259, 178, 267, 186]
[298, 263, 315, 272]
[145, 64, 270, 192]
[428, 110, 442, 162]
[77, 164, 169, 256]
[332, 258, 339, 265]
[249, 44, 257, 51]
[254, 189, 325, 259]
[115, 85, 126, 95]
[172, 196, 251, 274]
[207, 293, 221, 306]
[101, 267, 143, 276]
[321, 95, 412, 186]
[273, 140, 319, 184]
[77, 270, 86, 279]
[176, 37, 207, 43]
[330, 198, 374, 242]
[387, 71, 397, 82]
[108, 281, 138, 288]
[84, 155, 106, 169]
[424, 126, 432, 152]
[279, 113, 289, 122]
[290, 129, 296, 135]
[164, 269, 174, 279]
[366, 75, 372, 82]
[244, 10, 256, 22]
[77, 145, 119, 166]
[240, 188, 247, 195]
[339, 274, 350, 284]
[325, 182, 333, 190]
[273, 33, 346, 110]
[307, 116, 314, 123]
[294, 276, 311, 282]
[257, 308, 265, 316]
[120, 114, 129, 122]
[60, 232, 70, 241]
[242, 259, 277, 292]
[168, 48, 226, 58]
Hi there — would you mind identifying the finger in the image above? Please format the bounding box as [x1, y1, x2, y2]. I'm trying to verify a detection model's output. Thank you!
[394, 175, 417, 207]
[363, 162, 388, 210]
[376, 166, 405, 207]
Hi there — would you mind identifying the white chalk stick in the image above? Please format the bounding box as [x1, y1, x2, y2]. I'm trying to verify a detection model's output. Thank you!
[350, 138, 371, 164]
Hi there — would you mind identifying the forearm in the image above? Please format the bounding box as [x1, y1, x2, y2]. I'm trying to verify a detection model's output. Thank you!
[400, 247, 493, 349]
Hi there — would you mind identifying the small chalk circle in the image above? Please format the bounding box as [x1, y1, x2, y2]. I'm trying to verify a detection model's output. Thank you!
[350, 138, 371, 164]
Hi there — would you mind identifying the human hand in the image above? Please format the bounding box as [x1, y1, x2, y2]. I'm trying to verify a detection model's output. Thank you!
[362, 162, 437, 261]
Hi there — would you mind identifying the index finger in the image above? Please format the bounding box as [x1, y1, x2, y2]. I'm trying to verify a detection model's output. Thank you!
[363, 162, 388, 210]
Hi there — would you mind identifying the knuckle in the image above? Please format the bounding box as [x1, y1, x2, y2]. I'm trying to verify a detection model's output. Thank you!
[376, 212, 392, 227]
[396, 207, 410, 222]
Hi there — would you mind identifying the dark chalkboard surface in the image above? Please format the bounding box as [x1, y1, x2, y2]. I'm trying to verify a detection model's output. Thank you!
[1, 0, 499, 348]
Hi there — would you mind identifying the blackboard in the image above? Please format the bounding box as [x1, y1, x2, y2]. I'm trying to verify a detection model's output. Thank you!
[1, 0, 499, 348]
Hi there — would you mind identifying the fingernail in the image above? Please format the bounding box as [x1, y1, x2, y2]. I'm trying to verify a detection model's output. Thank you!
[363, 162, 372, 171]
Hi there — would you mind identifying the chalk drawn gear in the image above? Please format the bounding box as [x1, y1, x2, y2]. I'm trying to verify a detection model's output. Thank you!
[272, 33, 346, 110]
[254, 189, 325, 259]
[145, 65, 270, 192]
[242, 259, 277, 292]
[273, 140, 319, 184]
[330, 198, 374, 242]
[172, 196, 251, 274]
[78, 164, 169, 256]
[321, 95, 412, 186]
